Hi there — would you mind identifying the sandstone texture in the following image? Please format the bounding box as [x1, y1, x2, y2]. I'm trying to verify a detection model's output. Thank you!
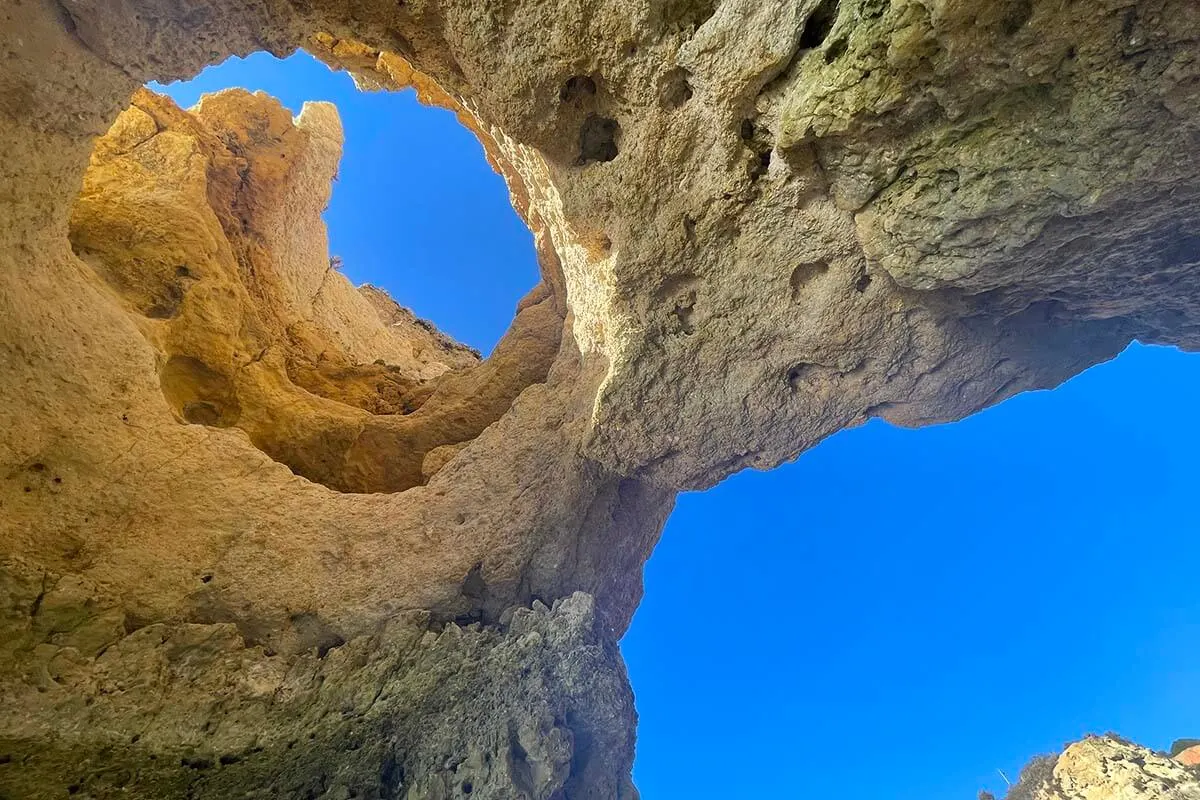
[1004, 737, 1200, 800]
[1, 0, 1198, 796]
[1176, 741, 1200, 767]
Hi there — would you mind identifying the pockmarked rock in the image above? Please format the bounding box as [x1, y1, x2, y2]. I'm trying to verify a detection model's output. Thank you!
[1, 0, 1198, 795]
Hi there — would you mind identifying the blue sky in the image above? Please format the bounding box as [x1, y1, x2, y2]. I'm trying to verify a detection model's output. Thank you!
[156, 51, 1200, 800]
[153, 51, 539, 354]
[626, 341, 1200, 798]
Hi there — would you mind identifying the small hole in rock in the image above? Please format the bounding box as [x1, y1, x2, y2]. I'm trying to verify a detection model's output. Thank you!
[824, 37, 848, 63]
[855, 273, 872, 293]
[1000, 0, 1033, 35]
[559, 75, 597, 104]
[67, 785, 81, 795]
[740, 118, 772, 180]
[658, 67, 694, 109]
[787, 364, 811, 389]
[752, 150, 772, 179]
[577, 114, 620, 165]
[799, 0, 841, 49]
[200, 573, 213, 583]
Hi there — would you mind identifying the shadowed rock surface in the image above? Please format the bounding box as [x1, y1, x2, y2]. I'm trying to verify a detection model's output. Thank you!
[1, 581, 634, 800]
[1, 0, 1198, 795]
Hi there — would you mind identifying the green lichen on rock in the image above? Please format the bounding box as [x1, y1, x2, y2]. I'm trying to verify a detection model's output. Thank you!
[777, 0, 1200, 341]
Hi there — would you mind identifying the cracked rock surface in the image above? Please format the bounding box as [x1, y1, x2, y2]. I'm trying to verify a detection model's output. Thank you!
[1, 0, 1198, 795]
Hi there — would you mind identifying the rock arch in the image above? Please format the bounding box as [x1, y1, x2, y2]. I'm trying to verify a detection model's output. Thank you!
[1, 0, 1198, 796]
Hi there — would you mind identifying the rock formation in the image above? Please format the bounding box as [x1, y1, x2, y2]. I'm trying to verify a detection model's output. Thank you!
[0, 0, 1197, 796]
[1003, 736, 1200, 800]
[1176, 740, 1200, 768]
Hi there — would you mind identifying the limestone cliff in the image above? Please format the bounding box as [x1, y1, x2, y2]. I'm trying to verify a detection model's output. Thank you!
[1, 0, 1198, 796]
[1004, 737, 1200, 800]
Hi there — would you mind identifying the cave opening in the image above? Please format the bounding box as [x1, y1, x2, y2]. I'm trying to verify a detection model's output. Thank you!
[68, 47, 558, 494]
[151, 48, 538, 356]
[6, 2, 1200, 798]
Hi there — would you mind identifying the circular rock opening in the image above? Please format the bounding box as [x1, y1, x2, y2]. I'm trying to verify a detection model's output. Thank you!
[68, 46, 563, 494]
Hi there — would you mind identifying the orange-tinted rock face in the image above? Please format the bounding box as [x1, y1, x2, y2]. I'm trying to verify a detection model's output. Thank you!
[1, 0, 1199, 795]
[1176, 744, 1200, 767]
[71, 87, 560, 495]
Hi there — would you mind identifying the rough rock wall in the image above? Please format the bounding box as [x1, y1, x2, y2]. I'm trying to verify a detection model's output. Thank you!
[1003, 736, 1200, 800]
[70, 86, 559, 494]
[1, 0, 1198, 795]
[2, 571, 635, 800]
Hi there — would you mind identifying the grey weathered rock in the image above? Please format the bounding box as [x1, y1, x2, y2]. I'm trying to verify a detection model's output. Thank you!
[1, 565, 633, 800]
[1, 0, 1197, 795]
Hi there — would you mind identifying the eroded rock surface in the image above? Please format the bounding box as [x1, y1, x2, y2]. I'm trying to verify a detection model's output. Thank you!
[1, 0, 1198, 795]
[1, 576, 634, 800]
[71, 87, 559, 494]
[1004, 737, 1200, 800]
